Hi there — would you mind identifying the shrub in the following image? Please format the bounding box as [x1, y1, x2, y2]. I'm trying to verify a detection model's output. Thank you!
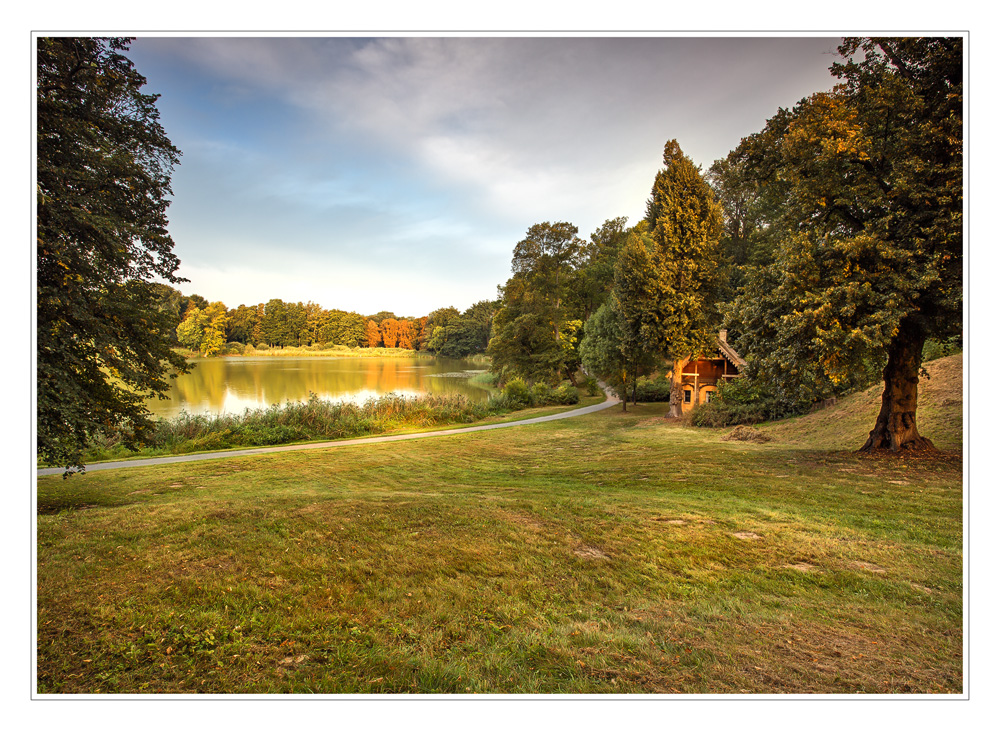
[689, 378, 801, 427]
[502, 378, 533, 408]
[923, 336, 962, 362]
[531, 381, 554, 405]
[552, 384, 580, 405]
[581, 375, 601, 397]
[633, 376, 672, 403]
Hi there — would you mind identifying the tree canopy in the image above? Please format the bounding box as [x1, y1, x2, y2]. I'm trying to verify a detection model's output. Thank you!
[489, 222, 587, 383]
[37, 37, 189, 473]
[726, 37, 963, 451]
[642, 140, 725, 416]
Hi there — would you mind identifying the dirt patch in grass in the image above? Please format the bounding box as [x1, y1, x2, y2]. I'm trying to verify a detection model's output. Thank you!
[731, 531, 762, 540]
[849, 561, 887, 573]
[573, 545, 609, 560]
[722, 426, 772, 443]
[782, 563, 820, 572]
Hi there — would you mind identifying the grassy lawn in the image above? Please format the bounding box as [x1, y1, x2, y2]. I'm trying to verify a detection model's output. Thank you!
[35, 359, 963, 694]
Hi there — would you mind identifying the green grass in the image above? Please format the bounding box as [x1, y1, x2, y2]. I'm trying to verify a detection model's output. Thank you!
[36, 369, 963, 695]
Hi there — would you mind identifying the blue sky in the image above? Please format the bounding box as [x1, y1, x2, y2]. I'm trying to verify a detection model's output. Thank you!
[126, 35, 843, 317]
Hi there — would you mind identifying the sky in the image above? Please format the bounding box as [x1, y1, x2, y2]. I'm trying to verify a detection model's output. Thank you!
[125, 35, 845, 317]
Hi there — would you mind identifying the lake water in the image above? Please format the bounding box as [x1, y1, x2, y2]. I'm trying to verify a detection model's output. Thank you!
[146, 356, 491, 420]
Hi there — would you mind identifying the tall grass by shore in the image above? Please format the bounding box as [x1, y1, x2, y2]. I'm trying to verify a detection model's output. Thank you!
[82, 383, 575, 463]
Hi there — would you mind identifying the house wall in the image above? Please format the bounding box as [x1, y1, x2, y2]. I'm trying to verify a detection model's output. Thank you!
[680, 357, 728, 413]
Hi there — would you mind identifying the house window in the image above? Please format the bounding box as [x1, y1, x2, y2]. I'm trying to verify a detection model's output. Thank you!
[706, 390, 716, 402]
[683, 389, 692, 404]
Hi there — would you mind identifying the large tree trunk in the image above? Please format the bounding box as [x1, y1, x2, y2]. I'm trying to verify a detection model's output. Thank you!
[859, 318, 935, 453]
[667, 357, 690, 419]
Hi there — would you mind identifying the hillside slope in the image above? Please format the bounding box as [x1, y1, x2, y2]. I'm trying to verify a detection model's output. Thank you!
[758, 353, 963, 452]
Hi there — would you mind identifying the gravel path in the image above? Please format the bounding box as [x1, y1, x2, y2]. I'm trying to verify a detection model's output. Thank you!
[37, 387, 620, 476]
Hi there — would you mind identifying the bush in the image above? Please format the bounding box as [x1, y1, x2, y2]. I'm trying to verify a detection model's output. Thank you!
[633, 376, 672, 403]
[923, 336, 962, 362]
[503, 378, 533, 408]
[689, 378, 802, 428]
[581, 375, 601, 396]
[531, 381, 554, 405]
[552, 383, 580, 405]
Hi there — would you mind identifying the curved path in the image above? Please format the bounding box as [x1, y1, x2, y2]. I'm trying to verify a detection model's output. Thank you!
[37, 387, 620, 476]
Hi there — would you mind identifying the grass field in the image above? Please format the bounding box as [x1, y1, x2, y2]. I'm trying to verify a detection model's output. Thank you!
[35, 356, 964, 694]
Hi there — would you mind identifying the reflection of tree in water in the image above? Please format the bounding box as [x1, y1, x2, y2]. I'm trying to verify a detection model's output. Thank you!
[149, 357, 490, 418]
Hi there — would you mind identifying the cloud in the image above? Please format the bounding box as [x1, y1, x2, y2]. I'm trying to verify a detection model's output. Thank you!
[132, 36, 843, 312]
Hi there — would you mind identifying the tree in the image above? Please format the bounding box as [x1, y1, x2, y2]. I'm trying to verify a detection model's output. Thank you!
[37, 37, 188, 473]
[729, 38, 962, 451]
[199, 301, 228, 356]
[610, 228, 661, 404]
[259, 299, 287, 347]
[226, 304, 259, 345]
[176, 306, 206, 351]
[365, 319, 382, 348]
[380, 318, 401, 348]
[643, 141, 725, 417]
[577, 216, 630, 320]
[489, 222, 587, 383]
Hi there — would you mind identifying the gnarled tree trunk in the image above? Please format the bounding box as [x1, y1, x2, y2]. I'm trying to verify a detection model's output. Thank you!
[668, 357, 690, 419]
[859, 318, 935, 453]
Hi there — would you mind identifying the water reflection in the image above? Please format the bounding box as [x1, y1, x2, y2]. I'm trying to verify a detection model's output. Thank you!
[148, 356, 490, 419]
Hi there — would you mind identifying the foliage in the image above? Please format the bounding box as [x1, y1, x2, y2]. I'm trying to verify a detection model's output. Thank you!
[36, 37, 189, 473]
[489, 222, 588, 384]
[176, 301, 228, 356]
[576, 216, 631, 320]
[632, 376, 672, 403]
[688, 377, 802, 427]
[426, 300, 498, 358]
[641, 140, 725, 363]
[726, 38, 963, 450]
[922, 336, 962, 363]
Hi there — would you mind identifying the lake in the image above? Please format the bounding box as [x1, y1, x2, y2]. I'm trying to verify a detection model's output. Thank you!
[146, 355, 491, 420]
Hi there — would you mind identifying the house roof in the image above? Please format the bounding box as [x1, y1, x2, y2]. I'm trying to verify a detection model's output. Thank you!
[716, 336, 746, 369]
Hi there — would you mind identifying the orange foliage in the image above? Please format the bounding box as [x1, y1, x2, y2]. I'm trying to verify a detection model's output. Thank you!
[397, 319, 415, 350]
[380, 318, 400, 348]
[365, 319, 382, 348]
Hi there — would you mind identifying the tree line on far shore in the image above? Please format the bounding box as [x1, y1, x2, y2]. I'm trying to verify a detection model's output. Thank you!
[164, 290, 498, 358]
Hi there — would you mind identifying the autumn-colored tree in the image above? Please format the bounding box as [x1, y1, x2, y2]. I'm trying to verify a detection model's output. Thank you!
[380, 318, 401, 348]
[365, 319, 382, 348]
[397, 319, 416, 350]
[199, 301, 228, 356]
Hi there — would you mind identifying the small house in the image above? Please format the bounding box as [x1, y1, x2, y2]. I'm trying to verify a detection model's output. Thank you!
[679, 330, 745, 413]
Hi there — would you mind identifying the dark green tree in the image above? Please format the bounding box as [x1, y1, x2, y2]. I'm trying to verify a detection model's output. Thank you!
[226, 304, 259, 345]
[577, 216, 631, 320]
[643, 140, 725, 417]
[730, 37, 963, 451]
[489, 222, 586, 383]
[37, 37, 188, 474]
[259, 299, 287, 347]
